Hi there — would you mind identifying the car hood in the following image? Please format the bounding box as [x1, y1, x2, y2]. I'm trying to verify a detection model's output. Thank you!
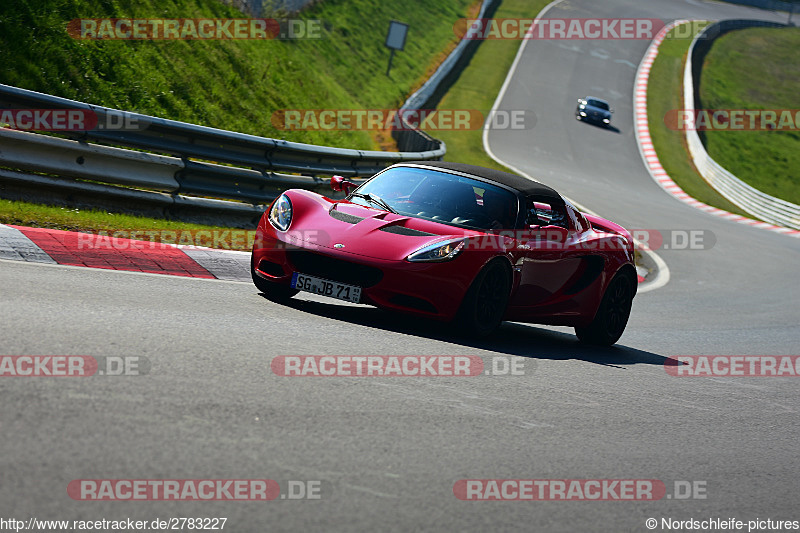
[290, 199, 484, 261]
[584, 105, 611, 119]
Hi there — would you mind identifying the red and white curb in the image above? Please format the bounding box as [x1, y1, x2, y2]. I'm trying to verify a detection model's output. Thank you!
[1, 223, 648, 284]
[0, 224, 251, 281]
[633, 20, 800, 239]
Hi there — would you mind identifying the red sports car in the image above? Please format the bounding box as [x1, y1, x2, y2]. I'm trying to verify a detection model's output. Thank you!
[251, 161, 636, 345]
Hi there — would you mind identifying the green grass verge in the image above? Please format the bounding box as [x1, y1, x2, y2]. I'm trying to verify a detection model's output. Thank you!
[699, 26, 800, 205]
[0, 198, 261, 248]
[422, 0, 552, 169]
[646, 22, 749, 217]
[0, 198, 213, 231]
[0, 198, 258, 249]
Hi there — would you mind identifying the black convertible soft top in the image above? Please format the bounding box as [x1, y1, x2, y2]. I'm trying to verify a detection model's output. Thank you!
[396, 161, 564, 205]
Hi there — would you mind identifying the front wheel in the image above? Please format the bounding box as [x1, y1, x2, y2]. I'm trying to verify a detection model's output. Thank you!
[456, 260, 511, 337]
[575, 273, 634, 346]
[251, 253, 298, 301]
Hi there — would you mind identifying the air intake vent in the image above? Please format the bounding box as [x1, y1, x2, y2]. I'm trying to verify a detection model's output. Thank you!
[329, 208, 364, 224]
[257, 259, 285, 278]
[389, 294, 438, 314]
[564, 256, 605, 295]
[379, 225, 435, 237]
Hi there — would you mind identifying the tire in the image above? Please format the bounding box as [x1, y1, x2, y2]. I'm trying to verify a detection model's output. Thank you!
[251, 253, 298, 301]
[456, 260, 511, 337]
[575, 273, 634, 346]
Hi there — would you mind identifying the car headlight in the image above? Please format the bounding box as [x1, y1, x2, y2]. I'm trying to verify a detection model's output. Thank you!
[603, 118, 610, 123]
[407, 238, 467, 262]
[580, 111, 587, 117]
[269, 194, 293, 231]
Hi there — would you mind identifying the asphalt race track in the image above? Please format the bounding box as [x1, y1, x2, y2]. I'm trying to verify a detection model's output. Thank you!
[1, 0, 799, 531]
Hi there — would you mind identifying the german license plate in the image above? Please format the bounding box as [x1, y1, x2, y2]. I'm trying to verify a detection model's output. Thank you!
[291, 272, 362, 303]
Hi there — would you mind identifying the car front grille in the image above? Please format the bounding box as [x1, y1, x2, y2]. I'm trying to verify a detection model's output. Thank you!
[286, 250, 383, 287]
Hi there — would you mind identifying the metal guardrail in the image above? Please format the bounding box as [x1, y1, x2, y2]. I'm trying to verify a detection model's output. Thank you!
[0, 127, 182, 191]
[0, 84, 444, 171]
[392, 0, 500, 151]
[0, 82, 446, 222]
[684, 19, 800, 230]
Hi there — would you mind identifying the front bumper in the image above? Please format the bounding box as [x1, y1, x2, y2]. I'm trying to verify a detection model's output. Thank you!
[252, 226, 488, 321]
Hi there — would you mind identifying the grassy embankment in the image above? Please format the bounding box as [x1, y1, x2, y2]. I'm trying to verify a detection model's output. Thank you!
[699, 26, 800, 205]
[647, 23, 800, 216]
[0, 0, 478, 240]
[645, 22, 746, 216]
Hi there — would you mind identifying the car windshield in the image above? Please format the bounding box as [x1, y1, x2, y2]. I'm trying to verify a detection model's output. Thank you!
[586, 99, 609, 110]
[350, 166, 519, 231]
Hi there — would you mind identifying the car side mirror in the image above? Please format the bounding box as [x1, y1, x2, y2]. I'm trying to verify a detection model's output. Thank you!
[331, 175, 357, 193]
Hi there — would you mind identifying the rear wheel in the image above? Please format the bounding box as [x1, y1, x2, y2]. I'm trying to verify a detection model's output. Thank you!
[575, 273, 634, 346]
[456, 260, 511, 337]
[251, 253, 298, 301]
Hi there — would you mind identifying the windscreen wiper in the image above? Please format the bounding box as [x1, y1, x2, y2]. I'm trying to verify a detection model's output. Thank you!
[350, 192, 397, 214]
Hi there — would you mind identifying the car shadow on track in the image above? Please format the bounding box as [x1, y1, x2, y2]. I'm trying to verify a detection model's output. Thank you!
[258, 293, 668, 368]
[579, 121, 621, 134]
